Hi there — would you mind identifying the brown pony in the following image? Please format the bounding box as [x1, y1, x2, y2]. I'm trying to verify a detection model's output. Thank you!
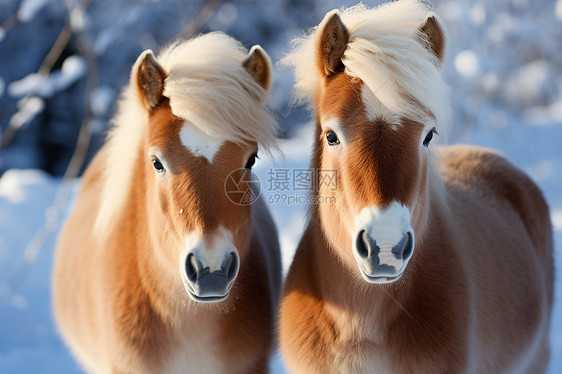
[53, 32, 281, 374]
[279, 1, 554, 373]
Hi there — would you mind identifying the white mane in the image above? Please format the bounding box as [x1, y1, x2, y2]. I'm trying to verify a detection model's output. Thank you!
[94, 32, 277, 235]
[282, 0, 451, 140]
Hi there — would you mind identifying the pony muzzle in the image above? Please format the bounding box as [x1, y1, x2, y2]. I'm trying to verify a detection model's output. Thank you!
[353, 230, 414, 284]
[182, 250, 240, 303]
[353, 203, 415, 284]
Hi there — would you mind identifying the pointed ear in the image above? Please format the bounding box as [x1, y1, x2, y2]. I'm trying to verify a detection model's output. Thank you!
[419, 16, 445, 67]
[243, 45, 272, 91]
[132, 50, 167, 112]
[318, 10, 349, 77]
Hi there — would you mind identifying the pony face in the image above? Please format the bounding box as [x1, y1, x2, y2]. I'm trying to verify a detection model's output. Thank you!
[131, 39, 274, 303]
[146, 106, 257, 302]
[316, 75, 432, 283]
[304, 10, 446, 284]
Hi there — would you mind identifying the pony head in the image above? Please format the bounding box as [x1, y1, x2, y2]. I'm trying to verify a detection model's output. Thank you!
[103, 33, 276, 303]
[284, 1, 450, 284]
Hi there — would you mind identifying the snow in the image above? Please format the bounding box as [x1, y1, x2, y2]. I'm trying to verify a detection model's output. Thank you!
[1, 0, 562, 372]
[0, 169, 47, 204]
[256, 124, 314, 274]
[7, 56, 86, 99]
[553, 211, 562, 232]
[7, 75, 47, 99]
[469, 3, 486, 26]
[89, 86, 114, 118]
[68, 3, 87, 32]
[454, 50, 479, 79]
[17, 0, 50, 23]
[505, 60, 553, 105]
[8, 97, 45, 131]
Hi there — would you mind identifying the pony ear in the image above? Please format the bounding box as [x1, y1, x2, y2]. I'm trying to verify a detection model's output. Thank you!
[318, 10, 349, 77]
[419, 16, 445, 67]
[132, 50, 167, 112]
[243, 45, 272, 91]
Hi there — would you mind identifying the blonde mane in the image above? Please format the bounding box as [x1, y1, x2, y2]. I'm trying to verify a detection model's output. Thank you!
[94, 32, 277, 235]
[161, 33, 277, 148]
[282, 0, 451, 141]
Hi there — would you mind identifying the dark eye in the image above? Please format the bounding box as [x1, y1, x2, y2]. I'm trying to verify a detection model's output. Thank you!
[245, 153, 258, 169]
[423, 128, 438, 147]
[326, 130, 340, 145]
[152, 158, 165, 173]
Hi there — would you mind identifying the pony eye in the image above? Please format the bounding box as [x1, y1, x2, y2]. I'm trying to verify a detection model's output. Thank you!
[245, 153, 258, 169]
[423, 128, 438, 147]
[326, 130, 340, 145]
[152, 158, 165, 173]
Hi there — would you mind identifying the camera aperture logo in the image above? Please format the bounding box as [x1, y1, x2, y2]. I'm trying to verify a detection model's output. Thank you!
[224, 169, 261, 206]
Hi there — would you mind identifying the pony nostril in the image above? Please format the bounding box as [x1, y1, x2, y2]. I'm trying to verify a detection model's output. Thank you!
[225, 252, 239, 282]
[355, 230, 369, 258]
[402, 232, 414, 260]
[392, 232, 414, 260]
[185, 253, 199, 282]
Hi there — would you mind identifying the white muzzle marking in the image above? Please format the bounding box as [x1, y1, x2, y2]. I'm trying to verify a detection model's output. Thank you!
[353, 201, 415, 283]
[180, 227, 240, 302]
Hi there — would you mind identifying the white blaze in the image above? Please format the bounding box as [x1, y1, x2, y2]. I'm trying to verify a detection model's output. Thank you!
[179, 121, 224, 162]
